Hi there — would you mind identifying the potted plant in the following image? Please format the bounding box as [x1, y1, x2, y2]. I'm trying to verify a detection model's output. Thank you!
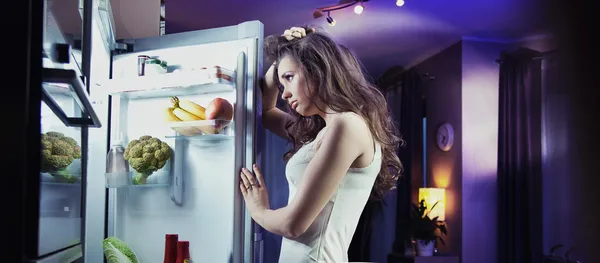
[410, 199, 448, 256]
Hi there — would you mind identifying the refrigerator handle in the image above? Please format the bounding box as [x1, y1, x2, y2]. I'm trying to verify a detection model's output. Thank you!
[41, 68, 102, 128]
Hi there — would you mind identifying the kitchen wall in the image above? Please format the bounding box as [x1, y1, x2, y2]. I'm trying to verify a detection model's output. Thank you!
[460, 39, 509, 263]
[413, 42, 464, 257]
[380, 35, 555, 263]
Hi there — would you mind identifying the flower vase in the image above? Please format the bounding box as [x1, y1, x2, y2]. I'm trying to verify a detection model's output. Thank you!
[415, 239, 435, 256]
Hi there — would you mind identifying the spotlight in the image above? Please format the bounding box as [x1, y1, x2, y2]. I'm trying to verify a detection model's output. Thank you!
[354, 4, 363, 14]
[396, 0, 405, 6]
[326, 15, 336, 26]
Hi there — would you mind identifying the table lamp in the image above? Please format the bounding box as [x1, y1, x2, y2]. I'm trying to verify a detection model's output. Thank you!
[418, 187, 445, 221]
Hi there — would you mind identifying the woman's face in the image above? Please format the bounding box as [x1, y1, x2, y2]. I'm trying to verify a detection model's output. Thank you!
[277, 55, 319, 116]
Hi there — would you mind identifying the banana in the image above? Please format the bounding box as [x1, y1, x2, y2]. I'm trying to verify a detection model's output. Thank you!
[163, 107, 182, 123]
[172, 108, 202, 121]
[171, 96, 206, 120]
[179, 100, 206, 120]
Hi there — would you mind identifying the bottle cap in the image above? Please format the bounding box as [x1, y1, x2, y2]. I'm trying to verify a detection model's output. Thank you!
[178, 241, 189, 247]
[112, 132, 125, 146]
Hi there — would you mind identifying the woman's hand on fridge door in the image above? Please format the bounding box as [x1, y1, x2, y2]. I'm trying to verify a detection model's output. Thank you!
[240, 164, 270, 217]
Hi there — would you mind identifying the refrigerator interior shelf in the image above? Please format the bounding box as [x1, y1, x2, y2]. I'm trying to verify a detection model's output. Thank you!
[43, 83, 73, 97]
[103, 66, 236, 100]
[105, 170, 170, 188]
[41, 172, 82, 185]
[166, 119, 233, 137]
[165, 134, 234, 144]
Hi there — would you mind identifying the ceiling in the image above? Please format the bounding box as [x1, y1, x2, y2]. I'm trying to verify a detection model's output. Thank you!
[163, 0, 548, 77]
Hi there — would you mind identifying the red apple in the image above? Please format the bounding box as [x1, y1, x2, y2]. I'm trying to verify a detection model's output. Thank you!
[205, 97, 233, 120]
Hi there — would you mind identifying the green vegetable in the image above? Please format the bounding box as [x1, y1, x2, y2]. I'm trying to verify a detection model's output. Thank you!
[103, 237, 139, 263]
[124, 135, 172, 185]
[52, 169, 80, 183]
[41, 132, 81, 183]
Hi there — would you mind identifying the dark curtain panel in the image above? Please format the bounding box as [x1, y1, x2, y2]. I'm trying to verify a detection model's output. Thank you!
[497, 48, 544, 263]
[349, 66, 424, 262]
[371, 67, 425, 261]
[540, 51, 573, 259]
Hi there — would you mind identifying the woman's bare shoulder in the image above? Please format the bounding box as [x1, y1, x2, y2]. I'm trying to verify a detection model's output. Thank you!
[328, 112, 372, 144]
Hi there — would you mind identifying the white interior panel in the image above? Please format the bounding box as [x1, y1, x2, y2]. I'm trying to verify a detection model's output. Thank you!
[109, 39, 250, 262]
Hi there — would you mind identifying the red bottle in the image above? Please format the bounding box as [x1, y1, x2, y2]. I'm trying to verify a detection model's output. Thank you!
[176, 241, 191, 263]
[163, 234, 178, 263]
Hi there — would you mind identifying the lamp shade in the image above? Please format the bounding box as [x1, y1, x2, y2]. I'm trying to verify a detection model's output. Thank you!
[418, 188, 445, 221]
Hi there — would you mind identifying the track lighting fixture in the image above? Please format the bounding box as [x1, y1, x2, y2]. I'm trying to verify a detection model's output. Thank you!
[313, 0, 406, 25]
[312, 0, 369, 24]
[326, 12, 336, 26]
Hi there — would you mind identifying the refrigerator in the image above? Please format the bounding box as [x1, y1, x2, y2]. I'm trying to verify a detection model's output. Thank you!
[14, 0, 269, 262]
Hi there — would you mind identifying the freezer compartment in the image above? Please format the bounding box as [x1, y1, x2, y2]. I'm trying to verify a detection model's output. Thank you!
[103, 66, 235, 100]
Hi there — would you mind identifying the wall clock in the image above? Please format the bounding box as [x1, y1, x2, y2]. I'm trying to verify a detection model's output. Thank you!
[436, 123, 454, 152]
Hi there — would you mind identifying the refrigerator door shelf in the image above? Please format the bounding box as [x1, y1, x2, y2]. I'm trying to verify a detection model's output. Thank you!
[105, 158, 172, 188]
[103, 66, 236, 100]
[104, 170, 170, 188]
[42, 68, 102, 128]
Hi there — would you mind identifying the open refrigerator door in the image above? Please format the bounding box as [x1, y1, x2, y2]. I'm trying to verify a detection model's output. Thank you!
[87, 21, 264, 263]
[35, 0, 105, 260]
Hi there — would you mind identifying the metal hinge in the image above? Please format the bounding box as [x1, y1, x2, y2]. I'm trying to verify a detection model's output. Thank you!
[113, 42, 128, 51]
[113, 39, 135, 54]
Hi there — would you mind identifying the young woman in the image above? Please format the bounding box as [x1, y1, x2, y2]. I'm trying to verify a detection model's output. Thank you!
[239, 26, 403, 262]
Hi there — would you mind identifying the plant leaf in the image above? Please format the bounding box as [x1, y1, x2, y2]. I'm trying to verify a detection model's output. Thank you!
[438, 223, 448, 235]
[438, 237, 446, 246]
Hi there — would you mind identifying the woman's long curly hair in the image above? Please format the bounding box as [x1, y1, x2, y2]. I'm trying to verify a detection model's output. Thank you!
[264, 27, 403, 200]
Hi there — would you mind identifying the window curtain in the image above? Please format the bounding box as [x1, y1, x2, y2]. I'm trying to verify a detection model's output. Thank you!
[497, 48, 544, 263]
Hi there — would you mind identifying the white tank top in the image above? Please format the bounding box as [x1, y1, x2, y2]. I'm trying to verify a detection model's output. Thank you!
[279, 126, 382, 263]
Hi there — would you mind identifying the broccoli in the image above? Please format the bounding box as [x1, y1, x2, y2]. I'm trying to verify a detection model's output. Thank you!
[51, 169, 80, 184]
[103, 237, 139, 263]
[40, 132, 81, 183]
[123, 135, 172, 185]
